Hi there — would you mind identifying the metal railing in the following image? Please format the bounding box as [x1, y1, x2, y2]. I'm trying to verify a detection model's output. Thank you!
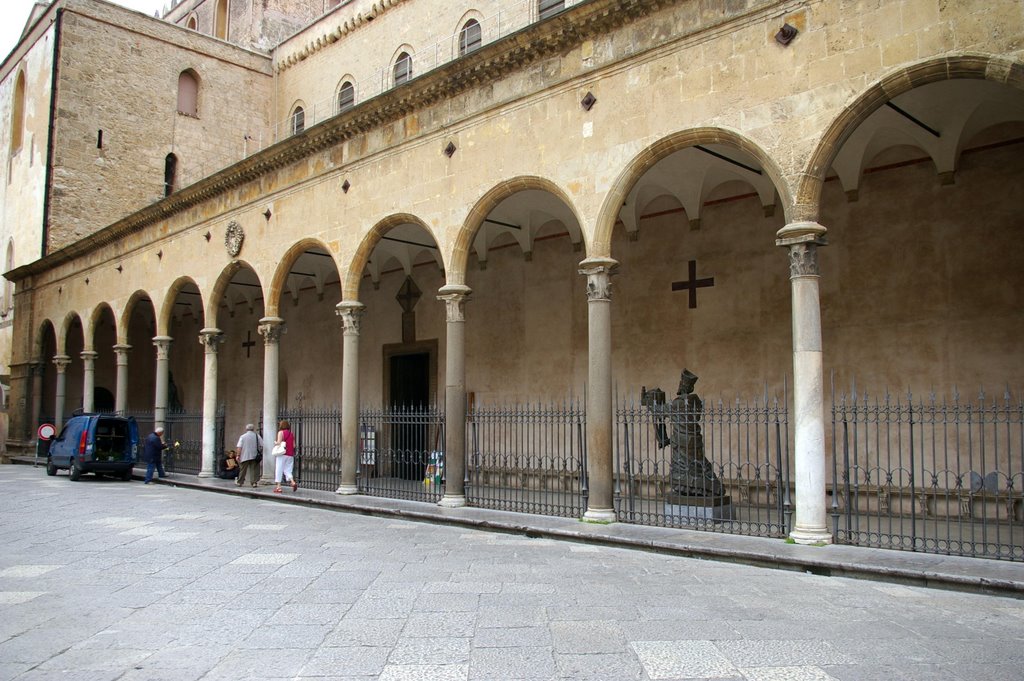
[174, 0, 573, 188]
[466, 399, 587, 518]
[276, 407, 343, 492]
[163, 408, 224, 475]
[614, 387, 792, 538]
[832, 382, 1024, 561]
[358, 405, 445, 503]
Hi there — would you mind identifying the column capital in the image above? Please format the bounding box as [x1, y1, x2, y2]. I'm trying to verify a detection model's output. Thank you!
[776, 221, 827, 247]
[578, 257, 619, 302]
[198, 328, 224, 353]
[437, 284, 471, 323]
[53, 355, 71, 372]
[153, 336, 173, 360]
[258, 317, 287, 344]
[335, 300, 365, 335]
[80, 350, 99, 362]
[113, 343, 132, 354]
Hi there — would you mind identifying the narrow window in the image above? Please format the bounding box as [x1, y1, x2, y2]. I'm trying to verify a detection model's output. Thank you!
[337, 81, 354, 113]
[459, 19, 482, 56]
[10, 71, 26, 153]
[291, 107, 305, 135]
[97, 130, 103, 149]
[2, 240, 13, 317]
[393, 52, 412, 86]
[539, 0, 565, 20]
[177, 70, 199, 116]
[164, 153, 178, 196]
[214, 0, 229, 39]
[186, 15, 198, 30]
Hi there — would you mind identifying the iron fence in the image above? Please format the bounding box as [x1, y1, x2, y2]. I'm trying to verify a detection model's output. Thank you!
[614, 388, 792, 538]
[358, 405, 445, 503]
[162, 408, 224, 475]
[276, 407, 343, 492]
[466, 400, 587, 518]
[832, 382, 1024, 561]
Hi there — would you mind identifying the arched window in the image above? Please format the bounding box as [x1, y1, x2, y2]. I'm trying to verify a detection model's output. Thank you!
[214, 0, 229, 40]
[177, 70, 199, 116]
[393, 52, 412, 86]
[11, 71, 26, 153]
[164, 153, 178, 196]
[539, 0, 565, 20]
[459, 19, 482, 56]
[337, 81, 354, 113]
[186, 14, 198, 30]
[291, 106, 305, 135]
[2, 240, 13, 317]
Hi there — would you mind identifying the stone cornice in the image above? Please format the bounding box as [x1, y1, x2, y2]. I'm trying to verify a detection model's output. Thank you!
[274, 0, 411, 74]
[7, 0, 680, 284]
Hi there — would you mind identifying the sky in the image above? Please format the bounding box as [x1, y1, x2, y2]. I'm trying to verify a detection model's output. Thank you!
[1, 0, 168, 61]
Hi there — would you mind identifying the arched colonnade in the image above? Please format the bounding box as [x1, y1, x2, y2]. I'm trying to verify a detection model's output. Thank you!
[25, 55, 1024, 544]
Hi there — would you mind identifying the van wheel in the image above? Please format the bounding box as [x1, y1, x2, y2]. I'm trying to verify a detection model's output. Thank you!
[69, 459, 82, 481]
[46, 458, 57, 476]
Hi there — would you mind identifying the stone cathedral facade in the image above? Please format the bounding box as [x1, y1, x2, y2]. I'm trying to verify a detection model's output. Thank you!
[1, 0, 1022, 547]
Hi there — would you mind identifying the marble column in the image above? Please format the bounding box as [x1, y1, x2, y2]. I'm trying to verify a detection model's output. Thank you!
[437, 285, 471, 508]
[336, 301, 364, 495]
[776, 221, 831, 545]
[53, 355, 71, 430]
[81, 350, 98, 413]
[113, 344, 131, 413]
[29, 361, 44, 432]
[579, 257, 618, 523]
[198, 329, 223, 478]
[258, 317, 285, 483]
[153, 337, 172, 431]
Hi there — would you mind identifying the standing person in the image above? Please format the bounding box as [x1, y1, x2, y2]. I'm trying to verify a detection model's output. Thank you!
[235, 423, 263, 488]
[143, 426, 168, 484]
[273, 419, 297, 493]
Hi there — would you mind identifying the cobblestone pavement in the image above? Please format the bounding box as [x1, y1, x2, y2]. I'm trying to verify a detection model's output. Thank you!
[0, 466, 1022, 681]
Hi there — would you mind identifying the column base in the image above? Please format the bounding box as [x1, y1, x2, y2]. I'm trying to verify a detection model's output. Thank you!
[788, 527, 833, 545]
[438, 494, 466, 508]
[336, 484, 359, 495]
[582, 508, 616, 524]
[197, 471, 215, 479]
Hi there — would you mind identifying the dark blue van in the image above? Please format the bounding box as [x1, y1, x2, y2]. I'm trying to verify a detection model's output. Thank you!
[46, 414, 140, 481]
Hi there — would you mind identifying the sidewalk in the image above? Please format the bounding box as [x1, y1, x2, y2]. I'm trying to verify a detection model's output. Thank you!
[10, 456, 1024, 598]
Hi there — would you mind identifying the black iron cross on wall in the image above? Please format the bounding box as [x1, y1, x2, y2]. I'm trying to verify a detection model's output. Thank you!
[671, 260, 715, 309]
[242, 331, 256, 358]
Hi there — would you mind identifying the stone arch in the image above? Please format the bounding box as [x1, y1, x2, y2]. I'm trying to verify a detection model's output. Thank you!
[58, 311, 83, 356]
[449, 176, 585, 286]
[206, 260, 262, 325]
[593, 128, 791, 258]
[120, 290, 156, 344]
[267, 238, 342, 315]
[343, 214, 439, 300]
[797, 54, 1024, 223]
[35, 318, 57, 362]
[87, 303, 117, 351]
[158, 276, 204, 336]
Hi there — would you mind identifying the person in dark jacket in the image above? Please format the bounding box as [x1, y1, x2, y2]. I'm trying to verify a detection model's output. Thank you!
[143, 426, 169, 484]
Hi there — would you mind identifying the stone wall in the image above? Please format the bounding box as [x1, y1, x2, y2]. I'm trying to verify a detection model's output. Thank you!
[45, 0, 273, 252]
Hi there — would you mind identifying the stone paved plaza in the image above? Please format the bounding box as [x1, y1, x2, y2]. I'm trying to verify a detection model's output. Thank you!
[0, 465, 1022, 681]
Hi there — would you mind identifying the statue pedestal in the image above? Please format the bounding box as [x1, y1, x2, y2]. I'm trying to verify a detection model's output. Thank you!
[664, 493, 734, 521]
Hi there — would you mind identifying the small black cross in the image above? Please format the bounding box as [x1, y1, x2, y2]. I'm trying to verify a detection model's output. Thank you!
[396, 276, 421, 313]
[671, 260, 715, 309]
[242, 331, 256, 358]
